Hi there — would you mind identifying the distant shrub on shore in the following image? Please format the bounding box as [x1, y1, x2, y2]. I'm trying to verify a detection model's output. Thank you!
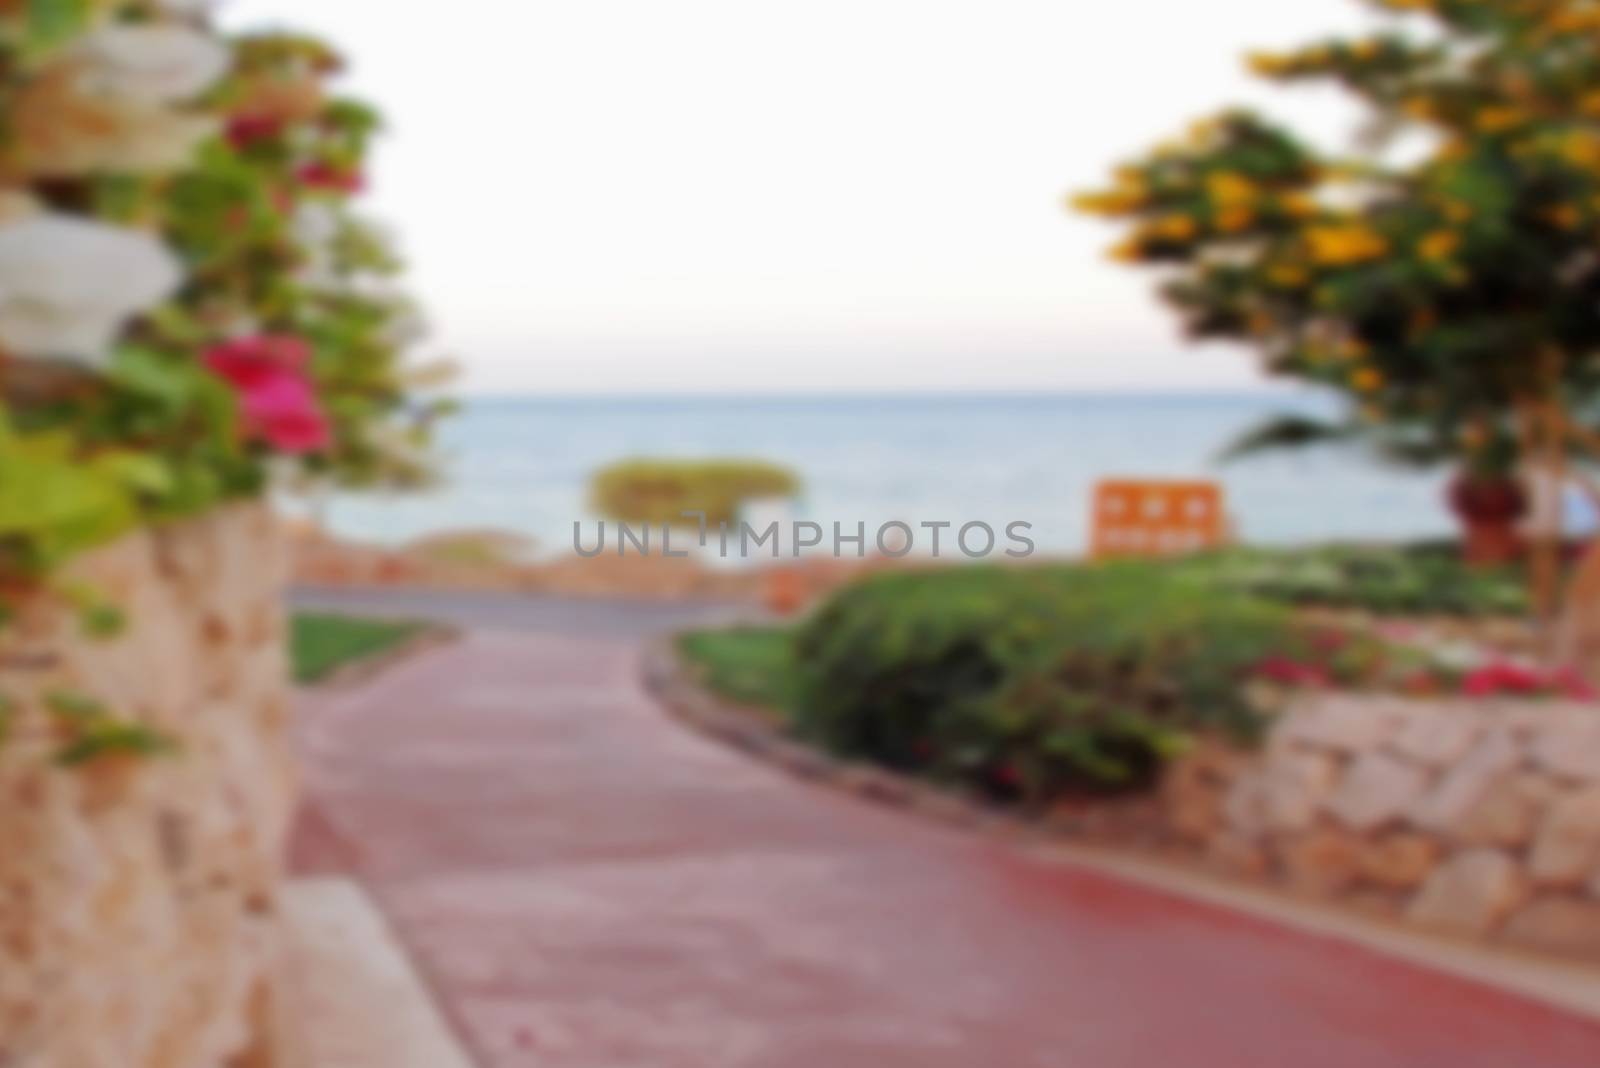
[590, 459, 800, 527]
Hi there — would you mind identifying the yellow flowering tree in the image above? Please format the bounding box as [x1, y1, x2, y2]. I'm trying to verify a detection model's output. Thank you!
[1076, 0, 1600, 584]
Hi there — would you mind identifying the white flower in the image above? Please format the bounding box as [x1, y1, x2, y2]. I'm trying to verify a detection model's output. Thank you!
[0, 215, 183, 367]
[292, 201, 342, 248]
[74, 25, 231, 103]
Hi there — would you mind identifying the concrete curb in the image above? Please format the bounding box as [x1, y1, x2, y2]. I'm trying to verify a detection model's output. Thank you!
[282, 877, 477, 1068]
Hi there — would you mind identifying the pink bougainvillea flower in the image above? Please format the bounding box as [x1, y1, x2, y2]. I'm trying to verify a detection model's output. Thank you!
[225, 113, 285, 149]
[1461, 661, 1544, 697]
[296, 160, 364, 194]
[204, 334, 329, 454]
[238, 374, 330, 454]
[205, 334, 312, 388]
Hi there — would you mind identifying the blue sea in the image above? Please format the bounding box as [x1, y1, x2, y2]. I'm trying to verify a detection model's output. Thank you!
[313, 392, 1457, 558]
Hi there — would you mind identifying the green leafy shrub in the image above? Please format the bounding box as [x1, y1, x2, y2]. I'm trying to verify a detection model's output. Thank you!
[792, 564, 1317, 802]
[590, 459, 799, 527]
[1188, 545, 1527, 617]
[690, 546, 1533, 806]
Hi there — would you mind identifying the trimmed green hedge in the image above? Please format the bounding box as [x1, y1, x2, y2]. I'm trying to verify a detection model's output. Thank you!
[681, 556, 1477, 805]
[791, 564, 1316, 800]
[680, 546, 1521, 806]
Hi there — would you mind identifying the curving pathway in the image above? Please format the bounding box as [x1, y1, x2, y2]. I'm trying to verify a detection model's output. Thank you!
[292, 624, 1600, 1068]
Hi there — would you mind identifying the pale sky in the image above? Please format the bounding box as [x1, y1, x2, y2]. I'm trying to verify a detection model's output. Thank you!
[225, 0, 1393, 395]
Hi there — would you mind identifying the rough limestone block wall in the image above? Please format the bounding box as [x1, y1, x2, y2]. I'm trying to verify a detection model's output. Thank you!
[0, 504, 298, 1068]
[1162, 694, 1600, 960]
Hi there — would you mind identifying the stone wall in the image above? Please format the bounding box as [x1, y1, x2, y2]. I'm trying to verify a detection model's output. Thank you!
[0, 504, 298, 1067]
[1163, 694, 1600, 961]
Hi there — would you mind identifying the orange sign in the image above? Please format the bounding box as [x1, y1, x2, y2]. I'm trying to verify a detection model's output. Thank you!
[1091, 480, 1227, 560]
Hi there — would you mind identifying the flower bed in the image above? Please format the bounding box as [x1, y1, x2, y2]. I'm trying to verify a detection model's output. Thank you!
[783, 559, 1560, 803]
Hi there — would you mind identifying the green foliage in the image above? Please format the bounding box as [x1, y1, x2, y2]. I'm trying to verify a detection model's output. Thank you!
[49, 580, 129, 639]
[14, 0, 94, 56]
[43, 689, 176, 767]
[677, 627, 799, 715]
[291, 613, 426, 684]
[590, 459, 800, 527]
[687, 547, 1511, 805]
[0, 13, 447, 609]
[44, 689, 107, 722]
[0, 416, 141, 575]
[56, 723, 176, 768]
[791, 564, 1304, 801]
[1192, 545, 1529, 617]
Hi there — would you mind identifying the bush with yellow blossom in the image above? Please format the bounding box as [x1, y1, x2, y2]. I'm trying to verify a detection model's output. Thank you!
[1075, 0, 1600, 522]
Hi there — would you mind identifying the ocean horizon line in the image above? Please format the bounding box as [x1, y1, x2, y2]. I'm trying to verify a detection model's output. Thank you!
[451, 384, 1325, 406]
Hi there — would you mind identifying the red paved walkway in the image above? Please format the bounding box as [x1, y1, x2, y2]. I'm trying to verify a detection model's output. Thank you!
[293, 631, 1600, 1068]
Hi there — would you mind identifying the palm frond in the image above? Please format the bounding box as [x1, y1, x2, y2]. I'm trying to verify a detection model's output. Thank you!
[1217, 414, 1360, 463]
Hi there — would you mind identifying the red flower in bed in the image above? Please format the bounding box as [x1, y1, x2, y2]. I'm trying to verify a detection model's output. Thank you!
[1461, 662, 1544, 698]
